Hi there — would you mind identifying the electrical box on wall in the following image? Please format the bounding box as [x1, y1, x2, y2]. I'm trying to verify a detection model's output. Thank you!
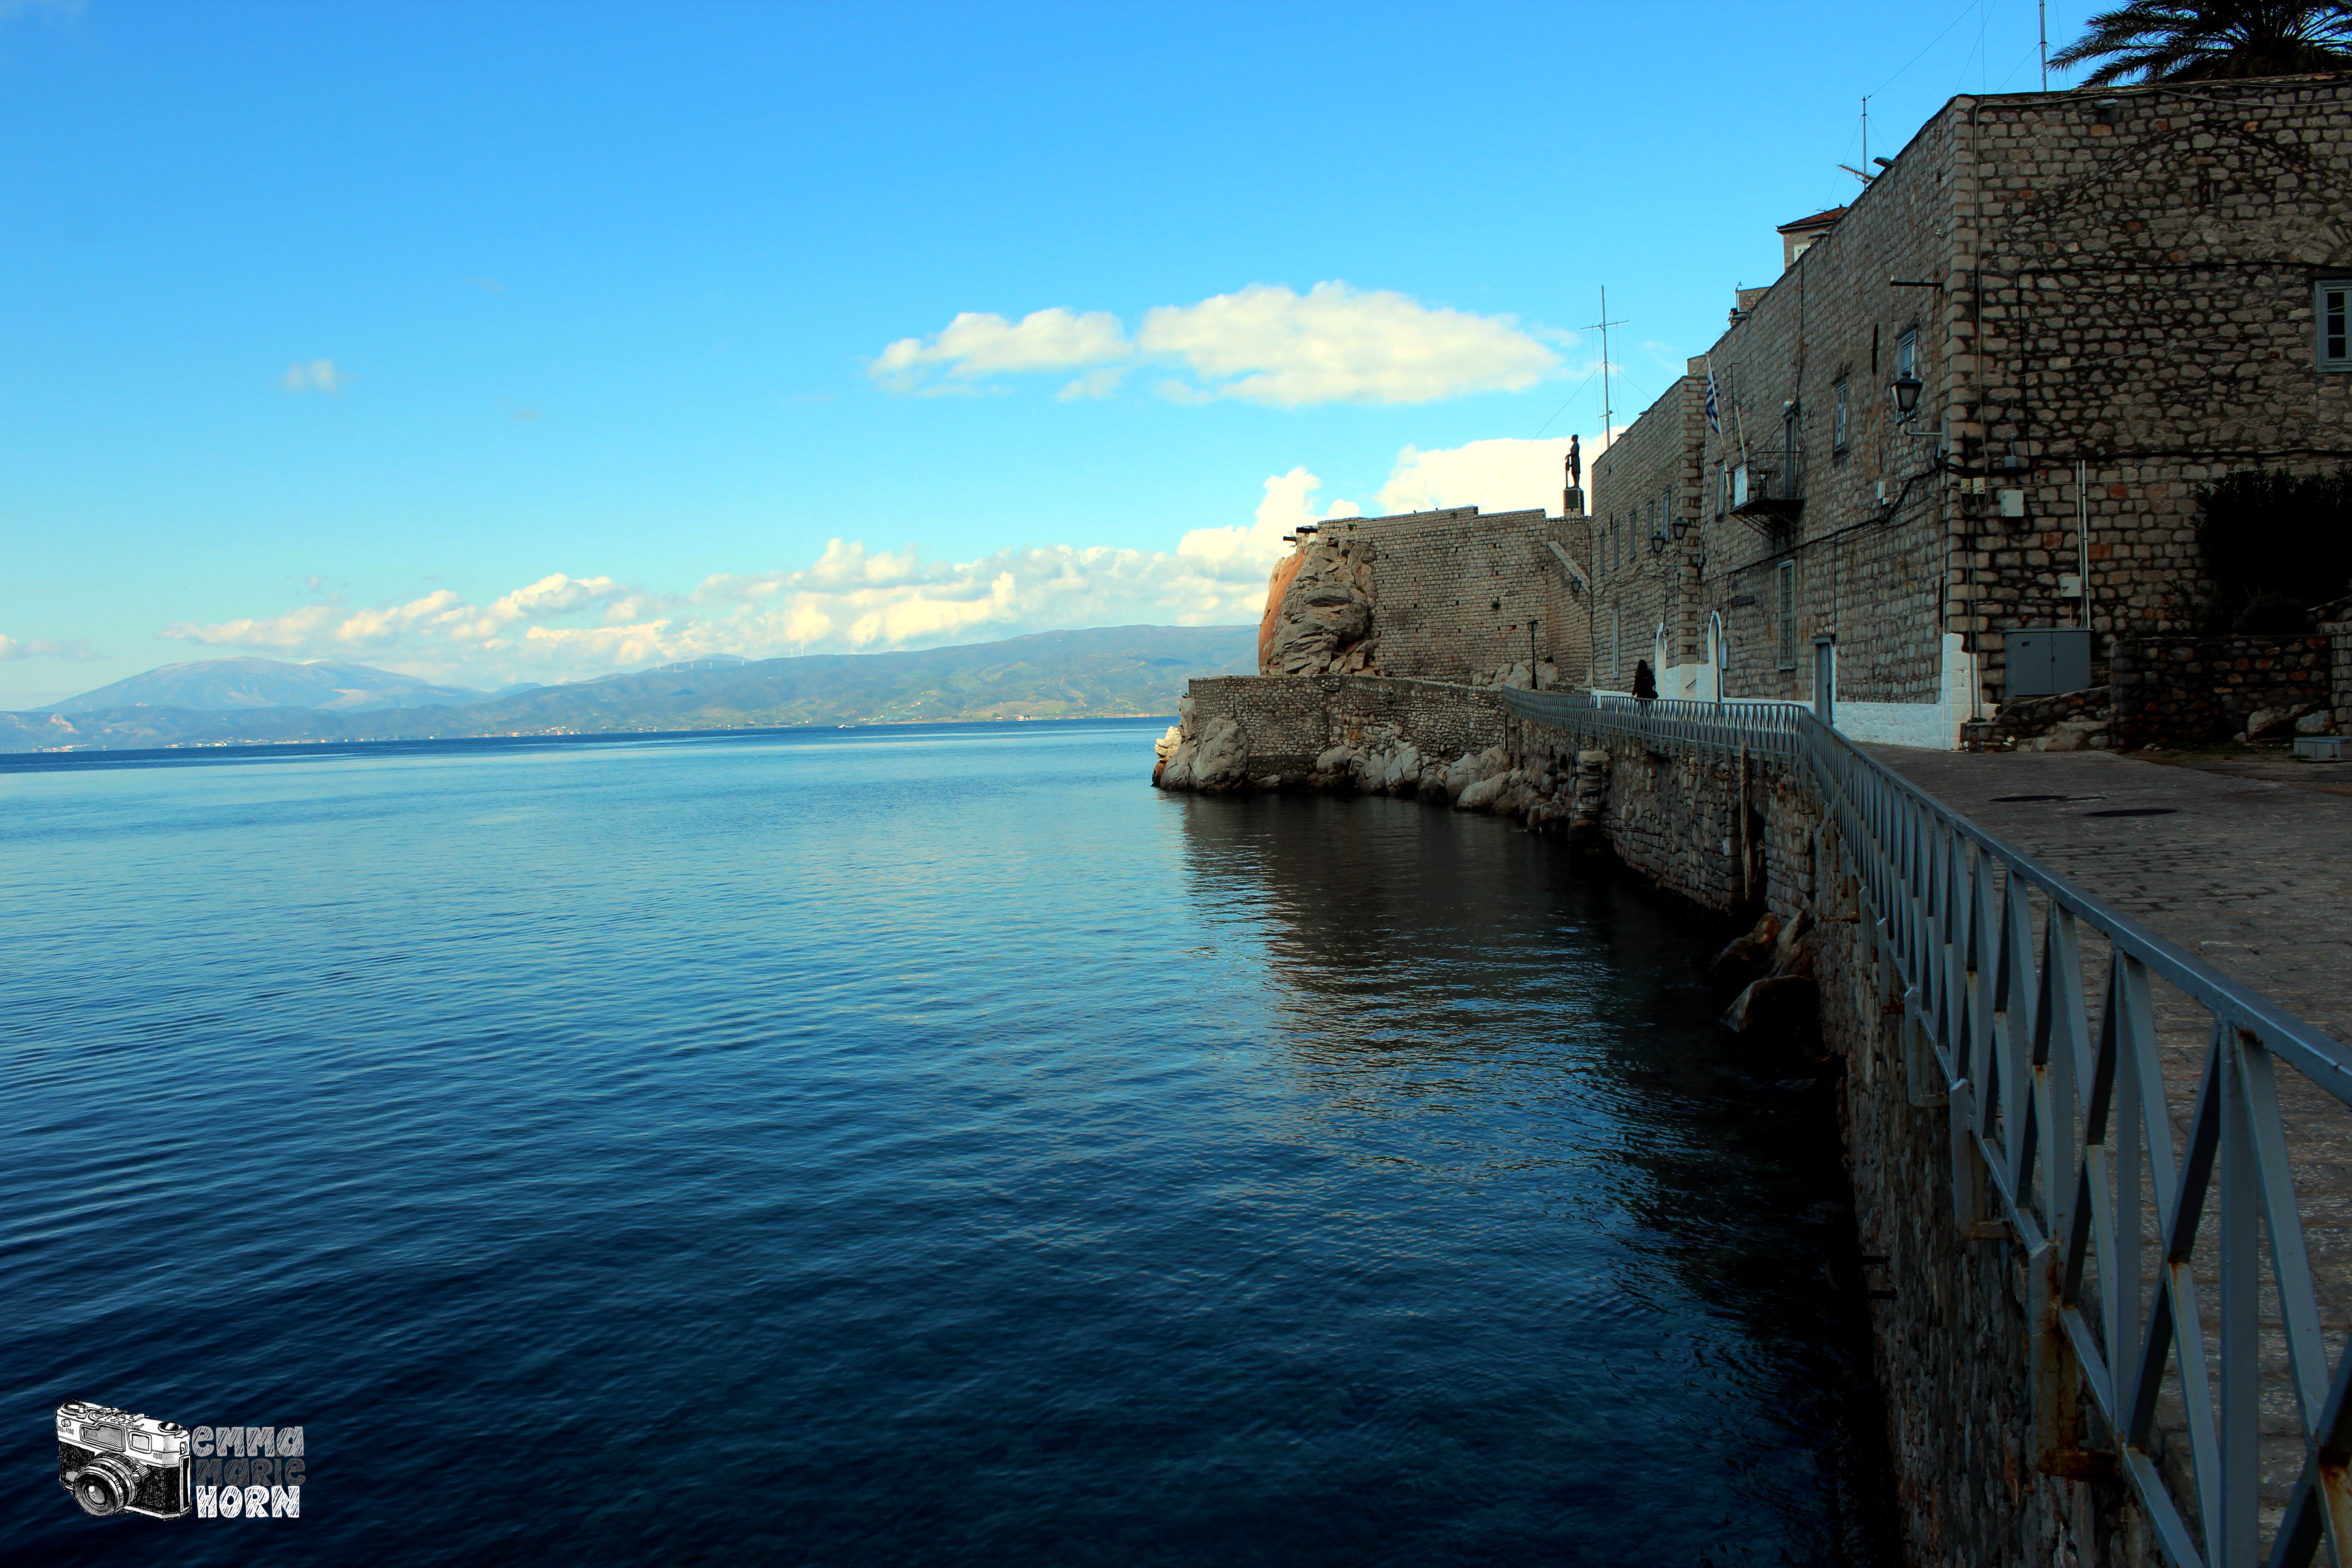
[1997, 489, 2026, 518]
[2007, 627, 2092, 698]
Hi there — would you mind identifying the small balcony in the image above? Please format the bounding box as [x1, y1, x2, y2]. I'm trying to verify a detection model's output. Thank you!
[1730, 461, 1803, 543]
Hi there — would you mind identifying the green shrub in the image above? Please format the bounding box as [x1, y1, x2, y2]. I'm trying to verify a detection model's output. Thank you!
[2193, 468, 2352, 632]
[2232, 592, 2313, 635]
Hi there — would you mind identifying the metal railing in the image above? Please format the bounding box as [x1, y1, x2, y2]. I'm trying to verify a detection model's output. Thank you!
[1499, 689, 1804, 760]
[1512, 688, 2352, 1568]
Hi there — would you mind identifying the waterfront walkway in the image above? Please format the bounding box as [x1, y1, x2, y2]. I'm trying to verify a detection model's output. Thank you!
[1868, 746, 2352, 1046]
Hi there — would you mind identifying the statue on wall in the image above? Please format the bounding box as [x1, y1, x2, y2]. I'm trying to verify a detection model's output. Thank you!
[1566, 436, 1581, 490]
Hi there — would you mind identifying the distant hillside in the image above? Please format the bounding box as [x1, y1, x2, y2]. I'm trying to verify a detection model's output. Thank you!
[2, 626, 1256, 754]
[51, 657, 486, 715]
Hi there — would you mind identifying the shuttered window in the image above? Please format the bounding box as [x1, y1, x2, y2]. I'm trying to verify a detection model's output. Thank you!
[2320, 281, 2352, 372]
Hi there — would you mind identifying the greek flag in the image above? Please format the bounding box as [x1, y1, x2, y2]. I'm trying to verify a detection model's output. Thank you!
[1704, 360, 1720, 433]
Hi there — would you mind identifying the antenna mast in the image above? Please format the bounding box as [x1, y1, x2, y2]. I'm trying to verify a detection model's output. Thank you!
[2040, 1, 2049, 90]
[1588, 286, 1627, 460]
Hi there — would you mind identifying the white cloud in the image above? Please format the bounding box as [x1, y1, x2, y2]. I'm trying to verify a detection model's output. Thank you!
[147, 429, 1636, 692]
[1139, 283, 1558, 406]
[1176, 468, 1357, 568]
[1055, 367, 1126, 401]
[870, 308, 1131, 391]
[155, 515, 1302, 687]
[1372, 437, 1583, 516]
[281, 359, 349, 394]
[872, 282, 1561, 407]
[0, 634, 99, 661]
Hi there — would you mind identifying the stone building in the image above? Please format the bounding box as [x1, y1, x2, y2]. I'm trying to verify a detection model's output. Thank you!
[1258, 504, 1590, 686]
[1590, 73, 2352, 747]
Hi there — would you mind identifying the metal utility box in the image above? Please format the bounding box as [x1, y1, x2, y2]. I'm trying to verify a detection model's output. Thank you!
[2006, 627, 2092, 698]
[2295, 735, 2350, 762]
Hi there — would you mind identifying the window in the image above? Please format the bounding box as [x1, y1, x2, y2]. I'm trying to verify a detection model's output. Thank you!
[1833, 380, 1849, 451]
[1896, 328, 1918, 383]
[2320, 280, 2352, 371]
[1610, 607, 1622, 680]
[1776, 560, 1798, 670]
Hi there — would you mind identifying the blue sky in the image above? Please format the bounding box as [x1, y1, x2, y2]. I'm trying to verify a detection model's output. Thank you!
[0, 0, 2091, 705]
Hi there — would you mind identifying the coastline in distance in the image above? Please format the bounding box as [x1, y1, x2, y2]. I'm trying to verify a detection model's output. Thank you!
[0, 625, 1256, 754]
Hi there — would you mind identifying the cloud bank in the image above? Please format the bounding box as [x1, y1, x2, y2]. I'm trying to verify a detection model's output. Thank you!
[156, 433, 1599, 688]
[873, 283, 1561, 406]
[0, 634, 101, 661]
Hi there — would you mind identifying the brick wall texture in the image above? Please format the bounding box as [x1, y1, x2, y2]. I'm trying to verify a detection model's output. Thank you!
[1591, 74, 2352, 714]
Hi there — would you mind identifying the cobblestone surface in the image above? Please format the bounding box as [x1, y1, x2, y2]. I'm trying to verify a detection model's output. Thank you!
[1868, 744, 2352, 1043]
[1866, 743, 2352, 1556]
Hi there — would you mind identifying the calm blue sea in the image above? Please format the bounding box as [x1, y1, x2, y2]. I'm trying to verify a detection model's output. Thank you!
[0, 718, 1891, 1565]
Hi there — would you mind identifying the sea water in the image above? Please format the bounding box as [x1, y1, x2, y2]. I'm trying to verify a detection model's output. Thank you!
[0, 718, 1891, 1564]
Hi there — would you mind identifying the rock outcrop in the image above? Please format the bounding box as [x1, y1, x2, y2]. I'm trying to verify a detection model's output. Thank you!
[1259, 536, 1379, 676]
[1154, 698, 1260, 793]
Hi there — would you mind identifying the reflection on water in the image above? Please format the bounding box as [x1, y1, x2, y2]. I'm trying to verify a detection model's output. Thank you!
[0, 720, 1890, 1565]
[1173, 790, 1896, 1564]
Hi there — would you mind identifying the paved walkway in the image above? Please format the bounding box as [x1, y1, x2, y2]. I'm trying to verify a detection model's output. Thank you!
[1864, 745, 2352, 1523]
[1865, 745, 2352, 1045]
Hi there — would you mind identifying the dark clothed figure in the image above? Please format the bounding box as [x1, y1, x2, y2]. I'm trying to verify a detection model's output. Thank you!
[1633, 659, 1657, 702]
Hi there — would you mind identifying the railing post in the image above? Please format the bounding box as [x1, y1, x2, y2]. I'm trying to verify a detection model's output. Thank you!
[2029, 1236, 2101, 1477]
[2218, 1025, 2260, 1567]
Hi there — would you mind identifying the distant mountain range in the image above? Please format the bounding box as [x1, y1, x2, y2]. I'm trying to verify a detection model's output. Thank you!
[0, 626, 1257, 754]
[51, 657, 489, 715]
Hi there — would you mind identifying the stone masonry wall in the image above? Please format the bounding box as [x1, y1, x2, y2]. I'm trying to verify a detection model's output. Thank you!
[1587, 374, 1708, 688]
[1597, 74, 2352, 721]
[2333, 619, 2352, 730]
[1681, 100, 1965, 709]
[1323, 507, 1586, 684]
[2110, 632, 2334, 744]
[1181, 674, 1507, 779]
[1809, 877, 2147, 1568]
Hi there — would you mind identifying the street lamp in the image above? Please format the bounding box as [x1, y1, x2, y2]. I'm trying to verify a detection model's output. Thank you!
[1670, 513, 1691, 541]
[1890, 373, 1924, 419]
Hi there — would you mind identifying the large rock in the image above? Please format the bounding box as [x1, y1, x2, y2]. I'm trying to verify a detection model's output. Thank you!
[1189, 717, 1250, 791]
[1722, 974, 1820, 1044]
[1708, 914, 1782, 987]
[2245, 704, 2311, 742]
[1260, 537, 1379, 676]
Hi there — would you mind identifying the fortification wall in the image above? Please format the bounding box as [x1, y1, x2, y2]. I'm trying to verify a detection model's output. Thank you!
[1178, 674, 1507, 780]
[1258, 507, 1588, 687]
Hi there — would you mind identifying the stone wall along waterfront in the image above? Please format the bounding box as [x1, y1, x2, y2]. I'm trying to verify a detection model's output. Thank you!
[1152, 675, 1507, 794]
[2110, 632, 2335, 744]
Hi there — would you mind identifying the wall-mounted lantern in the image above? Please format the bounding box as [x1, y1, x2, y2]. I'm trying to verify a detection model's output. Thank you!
[1890, 374, 1923, 419]
[1670, 514, 1691, 541]
[1646, 530, 1666, 555]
